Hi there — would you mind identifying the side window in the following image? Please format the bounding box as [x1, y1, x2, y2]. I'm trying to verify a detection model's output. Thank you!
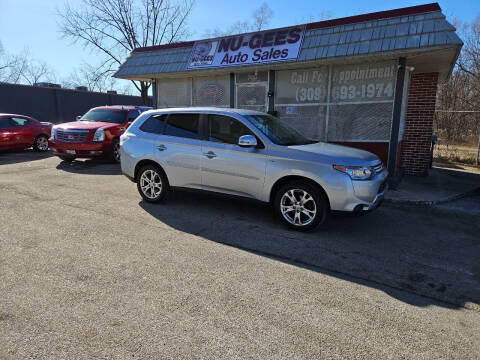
[10, 117, 30, 127]
[208, 115, 254, 145]
[164, 113, 200, 139]
[128, 110, 141, 121]
[0, 117, 12, 129]
[139, 115, 166, 134]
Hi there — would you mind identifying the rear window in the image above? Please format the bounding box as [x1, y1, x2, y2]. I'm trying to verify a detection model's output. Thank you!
[164, 114, 200, 139]
[139, 115, 166, 134]
[80, 109, 127, 124]
[10, 117, 30, 126]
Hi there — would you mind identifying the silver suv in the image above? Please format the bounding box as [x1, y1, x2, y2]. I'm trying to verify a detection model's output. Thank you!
[120, 108, 387, 231]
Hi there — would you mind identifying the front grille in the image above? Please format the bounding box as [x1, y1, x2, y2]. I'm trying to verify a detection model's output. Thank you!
[373, 163, 384, 174]
[55, 129, 89, 142]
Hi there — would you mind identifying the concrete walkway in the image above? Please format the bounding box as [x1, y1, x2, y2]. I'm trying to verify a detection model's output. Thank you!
[385, 163, 480, 205]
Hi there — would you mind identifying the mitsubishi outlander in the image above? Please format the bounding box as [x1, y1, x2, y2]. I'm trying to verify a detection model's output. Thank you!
[120, 108, 387, 231]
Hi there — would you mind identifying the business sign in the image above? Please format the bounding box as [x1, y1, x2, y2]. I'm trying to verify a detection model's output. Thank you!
[187, 26, 305, 69]
[331, 62, 396, 102]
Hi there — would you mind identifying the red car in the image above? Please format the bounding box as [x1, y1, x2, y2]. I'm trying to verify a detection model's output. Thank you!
[0, 114, 52, 152]
[49, 105, 151, 163]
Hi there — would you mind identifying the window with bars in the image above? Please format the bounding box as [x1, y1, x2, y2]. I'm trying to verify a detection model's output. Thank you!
[274, 61, 397, 141]
[157, 78, 192, 107]
[192, 75, 230, 107]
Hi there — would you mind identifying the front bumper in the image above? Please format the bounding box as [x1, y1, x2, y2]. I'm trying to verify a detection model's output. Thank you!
[334, 169, 388, 213]
[49, 139, 108, 157]
[354, 181, 387, 213]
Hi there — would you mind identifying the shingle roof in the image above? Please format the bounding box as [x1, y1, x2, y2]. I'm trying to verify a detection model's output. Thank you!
[114, 3, 462, 79]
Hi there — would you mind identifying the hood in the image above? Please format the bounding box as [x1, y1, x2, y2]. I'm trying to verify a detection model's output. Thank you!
[289, 142, 381, 166]
[54, 121, 118, 131]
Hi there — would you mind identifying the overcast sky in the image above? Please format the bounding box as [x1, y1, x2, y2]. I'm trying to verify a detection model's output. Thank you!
[1, 0, 479, 88]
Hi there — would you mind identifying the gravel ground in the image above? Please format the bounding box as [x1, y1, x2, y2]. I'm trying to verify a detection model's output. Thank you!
[1, 150, 479, 359]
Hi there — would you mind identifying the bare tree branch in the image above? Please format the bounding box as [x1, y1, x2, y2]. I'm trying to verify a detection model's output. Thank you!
[436, 14, 480, 148]
[58, 0, 194, 104]
[203, 2, 273, 37]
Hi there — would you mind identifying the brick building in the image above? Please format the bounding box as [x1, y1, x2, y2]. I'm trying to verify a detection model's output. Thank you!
[114, 3, 462, 176]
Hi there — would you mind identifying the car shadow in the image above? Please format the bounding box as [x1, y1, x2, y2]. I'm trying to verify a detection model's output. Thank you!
[0, 149, 53, 165]
[56, 158, 122, 175]
[139, 190, 480, 310]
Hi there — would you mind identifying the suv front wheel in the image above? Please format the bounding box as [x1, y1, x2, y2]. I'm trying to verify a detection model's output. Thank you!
[274, 180, 329, 231]
[110, 138, 121, 163]
[136, 164, 169, 203]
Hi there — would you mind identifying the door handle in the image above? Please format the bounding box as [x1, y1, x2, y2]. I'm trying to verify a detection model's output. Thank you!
[157, 144, 167, 151]
[204, 151, 217, 159]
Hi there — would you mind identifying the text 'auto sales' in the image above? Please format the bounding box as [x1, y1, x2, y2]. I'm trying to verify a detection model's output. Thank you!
[187, 27, 305, 69]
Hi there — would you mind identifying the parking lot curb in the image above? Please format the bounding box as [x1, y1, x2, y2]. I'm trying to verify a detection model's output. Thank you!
[384, 187, 480, 206]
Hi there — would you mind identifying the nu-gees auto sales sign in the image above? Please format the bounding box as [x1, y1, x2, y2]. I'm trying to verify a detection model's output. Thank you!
[187, 26, 305, 69]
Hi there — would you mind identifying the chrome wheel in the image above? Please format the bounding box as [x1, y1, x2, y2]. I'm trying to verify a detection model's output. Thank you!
[140, 169, 162, 199]
[36, 136, 49, 151]
[280, 189, 317, 226]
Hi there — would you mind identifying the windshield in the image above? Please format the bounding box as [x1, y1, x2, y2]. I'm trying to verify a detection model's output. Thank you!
[80, 110, 127, 124]
[244, 114, 316, 146]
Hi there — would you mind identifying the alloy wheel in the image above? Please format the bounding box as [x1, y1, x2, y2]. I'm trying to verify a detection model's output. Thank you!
[140, 169, 162, 199]
[36, 136, 49, 151]
[280, 189, 317, 226]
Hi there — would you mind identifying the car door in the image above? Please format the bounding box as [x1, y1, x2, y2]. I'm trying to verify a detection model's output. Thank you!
[201, 114, 267, 199]
[0, 117, 14, 149]
[10, 117, 34, 147]
[152, 113, 203, 189]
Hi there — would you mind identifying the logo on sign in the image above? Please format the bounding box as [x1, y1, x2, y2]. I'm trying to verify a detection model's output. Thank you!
[187, 26, 305, 69]
[190, 41, 218, 67]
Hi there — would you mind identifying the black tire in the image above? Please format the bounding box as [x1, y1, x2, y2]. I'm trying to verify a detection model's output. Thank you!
[274, 180, 329, 232]
[136, 164, 169, 203]
[109, 138, 120, 163]
[58, 156, 75, 162]
[33, 135, 49, 152]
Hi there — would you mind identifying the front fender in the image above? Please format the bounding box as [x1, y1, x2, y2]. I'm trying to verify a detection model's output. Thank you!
[263, 157, 354, 211]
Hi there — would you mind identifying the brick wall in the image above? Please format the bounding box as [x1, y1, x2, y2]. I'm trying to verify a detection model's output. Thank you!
[401, 72, 438, 176]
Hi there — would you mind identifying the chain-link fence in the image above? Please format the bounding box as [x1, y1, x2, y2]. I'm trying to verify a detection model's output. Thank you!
[433, 110, 480, 166]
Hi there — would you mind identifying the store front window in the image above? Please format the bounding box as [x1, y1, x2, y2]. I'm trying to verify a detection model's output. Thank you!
[274, 61, 397, 141]
[193, 75, 230, 107]
[155, 61, 397, 142]
[157, 78, 192, 107]
[235, 71, 268, 112]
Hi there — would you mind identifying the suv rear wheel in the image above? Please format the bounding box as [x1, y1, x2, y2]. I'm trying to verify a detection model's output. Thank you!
[274, 180, 329, 231]
[137, 164, 169, 203]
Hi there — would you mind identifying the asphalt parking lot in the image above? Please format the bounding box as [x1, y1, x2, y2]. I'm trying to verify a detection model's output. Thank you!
[1, 150, 480, 359]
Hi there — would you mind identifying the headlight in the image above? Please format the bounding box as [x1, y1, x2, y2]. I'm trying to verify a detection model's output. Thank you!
[93, 128, 105, 142]
[333, 165, 374, 180]
[51, 128, 56, 140]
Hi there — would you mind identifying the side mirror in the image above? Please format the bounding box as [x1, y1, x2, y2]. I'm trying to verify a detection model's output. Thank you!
[238, 135, 257, 147]
[76, 115, 81, 121]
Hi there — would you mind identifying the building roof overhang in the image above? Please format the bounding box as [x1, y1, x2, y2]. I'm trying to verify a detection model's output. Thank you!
[114, 3, 462, 83]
